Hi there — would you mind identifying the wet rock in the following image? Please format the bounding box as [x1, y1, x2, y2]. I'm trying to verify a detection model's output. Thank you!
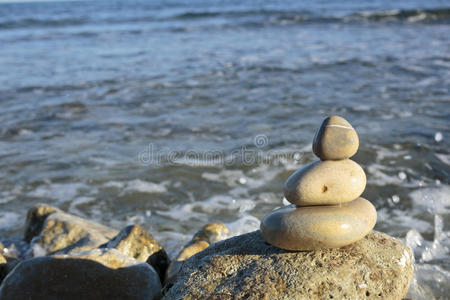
[164, 230, 413, 300]
[190, 222, 229, 244]
[24, 204, 59, 243]
[0, 244, 21, 285]
[25, 203, 118, 255]
[0, 256, 162, 300]
[103, 224, 169, 281]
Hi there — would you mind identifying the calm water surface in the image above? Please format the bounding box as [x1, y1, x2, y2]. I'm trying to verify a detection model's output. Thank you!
[0, 0, 449, 298]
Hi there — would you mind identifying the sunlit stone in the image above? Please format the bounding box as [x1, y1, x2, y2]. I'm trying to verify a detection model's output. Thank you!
[260, 198, 377, 251]
[284, 159, 366, 206]
[313, 116, 359, 160]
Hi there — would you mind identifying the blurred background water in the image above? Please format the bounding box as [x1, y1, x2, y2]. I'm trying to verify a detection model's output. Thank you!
[0, 0, 449, 298]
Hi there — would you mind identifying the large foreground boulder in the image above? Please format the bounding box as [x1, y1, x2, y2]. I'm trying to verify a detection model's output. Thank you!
[164, 230, 413, 300]
[0, 256, 162, 300]
[26, 203, 118, 255]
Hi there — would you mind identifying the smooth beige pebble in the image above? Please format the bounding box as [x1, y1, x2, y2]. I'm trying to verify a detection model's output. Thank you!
[260, 197, 377, 251]
[284, 159, 366, 206]
[313, 116, 359, 160]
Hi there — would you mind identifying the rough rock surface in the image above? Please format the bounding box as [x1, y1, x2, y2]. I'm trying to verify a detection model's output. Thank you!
[25, 204, 59, 242]
[0, 253, 6, 284]
[0, 256, 162, 300]
[53, 248, 144, 269]
[103, 224, 169, 281]
[164, 230, 413, 300]
[25, 203, 118, 255]
[165, 222, 229, 286]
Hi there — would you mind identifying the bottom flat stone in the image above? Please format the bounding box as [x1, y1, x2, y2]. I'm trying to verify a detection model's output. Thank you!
[260, 197, 377, 250]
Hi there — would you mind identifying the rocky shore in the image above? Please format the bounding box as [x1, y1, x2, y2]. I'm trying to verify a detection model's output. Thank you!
[0, 117, 416, 299]
[0, 203, 413, 299]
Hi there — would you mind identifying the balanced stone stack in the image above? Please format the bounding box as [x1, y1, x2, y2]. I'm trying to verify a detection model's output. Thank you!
[261, 116, 377, 250]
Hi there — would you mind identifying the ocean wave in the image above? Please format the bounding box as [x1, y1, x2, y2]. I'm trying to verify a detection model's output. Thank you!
[350, 8, 450, 23]
[0, 16, 88, 30]
[1, 7, 449, 31]
[168, 7, 450, 24]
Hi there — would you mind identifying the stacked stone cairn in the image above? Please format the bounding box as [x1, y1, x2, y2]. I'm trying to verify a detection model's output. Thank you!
[261, 116, 377, 250]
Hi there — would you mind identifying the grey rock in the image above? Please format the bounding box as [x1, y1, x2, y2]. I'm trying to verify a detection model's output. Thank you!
[25, 203, 118, 255]
[164, 230, 413, 300]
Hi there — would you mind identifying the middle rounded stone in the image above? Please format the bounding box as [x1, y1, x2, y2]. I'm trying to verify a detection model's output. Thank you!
[284, 159, 366, 206]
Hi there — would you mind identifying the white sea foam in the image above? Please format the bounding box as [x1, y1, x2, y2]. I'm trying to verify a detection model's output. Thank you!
[202, 166, 280, 189]
[68, 196, 96, 217]
[410, 185, 450, 214]
[421, 215, 449, 262]
[157, 194, 257, 223]
[157, 231, 192, 257]
[378, 208, 433, 233]
[120, 179, 167, 195]
[257, 192, 280, 204]
[225, 215, 261, 237]
[88, 156, 119, 167]
[366, 164, 412, 186]
[434, 132, 443, 142]
[372, 145, 408, 161]
[403, 184, 450, 298]
[202, 170, 246, 187]
[0, 186, 22, 204]
[408, 264, 450, 299]
[0, 212, 21, 230]
[435, 153, 450, 165]
[408, 12, 427, 23]
[103, 181, 125, 188]
[28, 182, 88, 204]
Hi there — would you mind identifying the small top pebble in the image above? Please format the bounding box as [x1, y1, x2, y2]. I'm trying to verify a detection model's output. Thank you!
[313, 116, 359, 160]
